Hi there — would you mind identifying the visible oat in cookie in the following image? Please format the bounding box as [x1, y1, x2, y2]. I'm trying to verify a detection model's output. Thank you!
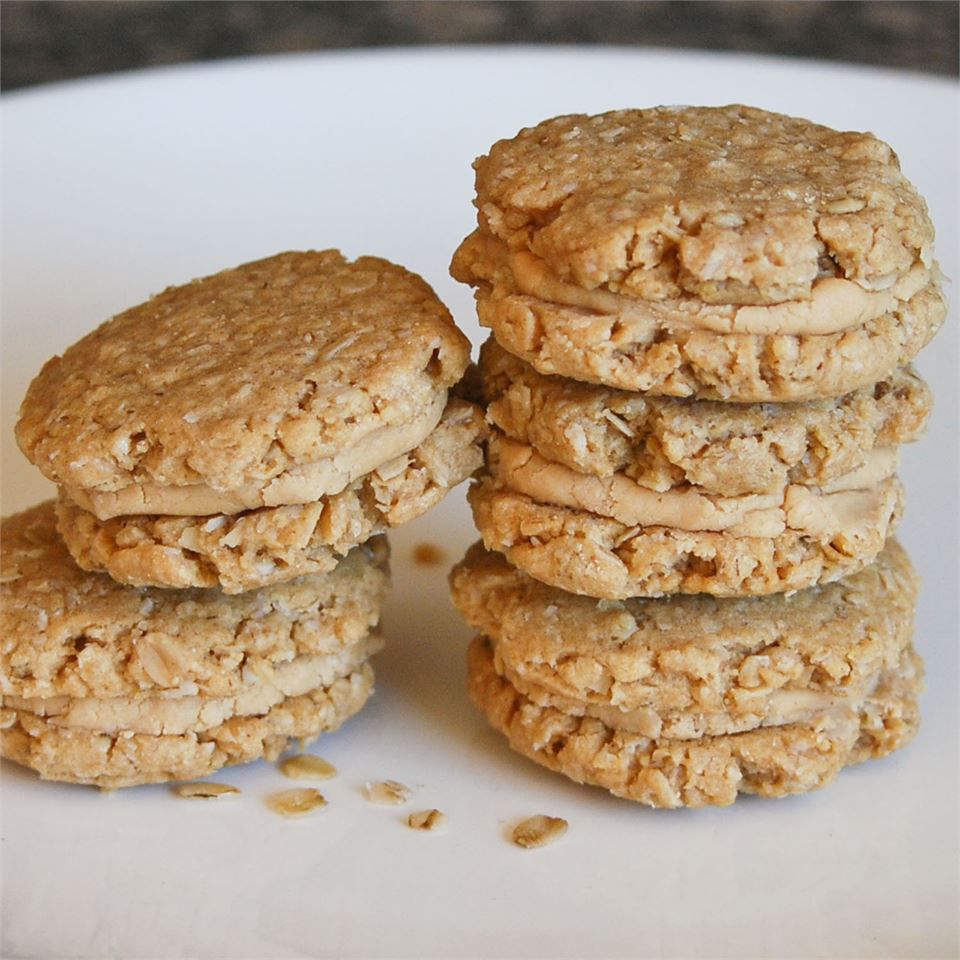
[1, 504, 389, 701]
[479, 339, 932, 494]
[469, 444, 905, 599]
[461, 248, 944, 401]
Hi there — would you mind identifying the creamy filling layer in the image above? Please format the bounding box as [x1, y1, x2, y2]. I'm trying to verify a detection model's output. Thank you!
[491, 434, 899, 538]
[65, 394, 447, 520]
[502, 659, 879, 741]
[495, 233, 930, 335]
[4, 633, 382, 736]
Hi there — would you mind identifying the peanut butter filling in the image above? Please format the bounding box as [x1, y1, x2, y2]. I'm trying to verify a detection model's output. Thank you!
[4, 633, 383, 736]
[490, 434, 899, 539]
[64, 394, 447, 519]
[457, 227, 931, 336]
[508, 244, 930, 336]
[503, 663, 876, 740]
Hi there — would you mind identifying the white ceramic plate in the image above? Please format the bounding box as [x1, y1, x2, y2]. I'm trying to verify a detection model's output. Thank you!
[2, 48, 957, 960]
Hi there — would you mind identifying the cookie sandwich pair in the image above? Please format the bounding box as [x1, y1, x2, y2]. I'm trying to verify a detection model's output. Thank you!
[3, 252, 484, 787]
[450, 105, 945, 807]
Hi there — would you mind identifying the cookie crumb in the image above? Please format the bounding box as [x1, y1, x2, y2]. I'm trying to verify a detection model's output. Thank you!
[512, 815, 568, 848]
[266, 788, 327, 817]
[363, 779, 411, 805]
[173, 782, 240, 800]
[279, 754, 338, 781]
[408, 809, 446, 831]
[412, 543, 446, 566]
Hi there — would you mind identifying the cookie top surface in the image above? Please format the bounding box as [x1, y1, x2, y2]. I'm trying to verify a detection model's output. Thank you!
[16, 251, 471, 500]
[480, 339, 930, 495]
[473, 105, 933, 304]
[1, 501, 389, 700]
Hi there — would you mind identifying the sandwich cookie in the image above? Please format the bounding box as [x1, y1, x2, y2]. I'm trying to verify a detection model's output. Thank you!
[450, 540, 918, 741]
[472, 340, 928, 598]
[467, 636, 921, 809]
[452, 106, 945, 400]
[56, 397, 485, 593]
[16, 251, 480, 592]
[1, 502, 390, 787]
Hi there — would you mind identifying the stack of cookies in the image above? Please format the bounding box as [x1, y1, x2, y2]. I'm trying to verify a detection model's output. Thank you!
[2, 251, 483, 788]
[449, 105, 946, 807]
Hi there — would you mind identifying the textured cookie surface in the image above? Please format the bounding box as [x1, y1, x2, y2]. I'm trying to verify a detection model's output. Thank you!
[57, 398, 485, 593]
[480, 339, 931, 494]
[455, 232, 944, 400]
[468, 636, 921, 808]
[2, 664, 375, 788]
[1, 502, 389, 700]
[16, 251, 471, 510]
[450, 540, 918, 737]
[471, 105, 934, 303]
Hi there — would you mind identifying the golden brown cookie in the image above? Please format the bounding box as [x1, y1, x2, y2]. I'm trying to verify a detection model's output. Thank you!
[56, 397, 485, 593]
[480, 339, 931, 494]
[467, 636, 921, 808]
[449, 540, 918, 739]
[1, 501, 390, 787]
[17, 251, 471, 519]
[453, 229, 945, 401]
[470, 106, 934, 303]
[469, 425, 904, 598]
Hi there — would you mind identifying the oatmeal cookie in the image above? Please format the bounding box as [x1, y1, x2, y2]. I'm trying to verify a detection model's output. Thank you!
[467, 636, 921, 807]
[17, 251, 471, 518]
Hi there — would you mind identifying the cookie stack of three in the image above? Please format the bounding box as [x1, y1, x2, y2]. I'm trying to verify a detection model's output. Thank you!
[449, 106, 947, 807]
[3, 251, 484, 787]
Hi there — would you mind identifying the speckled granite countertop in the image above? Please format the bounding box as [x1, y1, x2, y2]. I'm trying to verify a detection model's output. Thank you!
[2, 0, 957, 91]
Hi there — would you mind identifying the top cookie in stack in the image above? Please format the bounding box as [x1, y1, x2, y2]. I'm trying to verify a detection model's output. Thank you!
[452, 105, 945, 598]
[17, 251, 485, 594]
[453, 104, 944, 402]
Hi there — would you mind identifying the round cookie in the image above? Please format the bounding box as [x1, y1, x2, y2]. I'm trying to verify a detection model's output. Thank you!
[479, 338, 932, 494]
[1, 502, 390, 786]
[449, 540, 918, 739]
[470, 105, 935, 303]
[469, 428, 905, 598]
[56, 397, 485, 593]
[17, 251, 472, 519]
[467, 636, 922, 808]
[453, 228, 945, 401]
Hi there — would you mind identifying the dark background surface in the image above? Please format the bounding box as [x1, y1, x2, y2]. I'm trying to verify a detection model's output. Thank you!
[2, 0, 958, 92]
